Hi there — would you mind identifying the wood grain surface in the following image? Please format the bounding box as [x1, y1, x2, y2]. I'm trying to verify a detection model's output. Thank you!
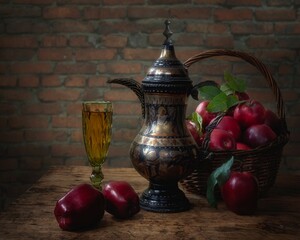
[0, 166, 299, 240]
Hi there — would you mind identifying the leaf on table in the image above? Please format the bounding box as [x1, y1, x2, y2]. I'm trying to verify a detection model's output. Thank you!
[206, 157, 234, 208]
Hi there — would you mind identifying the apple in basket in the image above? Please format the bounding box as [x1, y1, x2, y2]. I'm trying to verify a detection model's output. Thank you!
[233, 100, 266, 129]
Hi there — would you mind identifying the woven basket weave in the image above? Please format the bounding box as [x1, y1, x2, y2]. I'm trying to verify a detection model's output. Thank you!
[180, 49, 290, 196]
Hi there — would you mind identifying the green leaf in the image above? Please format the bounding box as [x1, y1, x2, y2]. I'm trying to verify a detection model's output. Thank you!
[226, 94, 239, 108]
[207, 92, 228, 113]
[198, 85, 222, 101]
[224, 71, 246, 93]
[206, 157, 234, 208]
[187, 112, 203, 135]
[220, 83, 234, 96]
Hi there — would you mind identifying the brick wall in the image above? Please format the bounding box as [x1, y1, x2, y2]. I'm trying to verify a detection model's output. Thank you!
[0, 0, 299, 210]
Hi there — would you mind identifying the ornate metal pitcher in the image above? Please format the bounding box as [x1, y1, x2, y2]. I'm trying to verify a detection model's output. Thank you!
[108, 20, 199, 212]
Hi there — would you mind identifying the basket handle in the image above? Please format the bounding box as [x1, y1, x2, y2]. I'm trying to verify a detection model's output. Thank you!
[184, 49, 286, 125]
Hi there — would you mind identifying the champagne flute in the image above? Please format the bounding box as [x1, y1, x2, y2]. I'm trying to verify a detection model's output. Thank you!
[82, 101, 113, 190]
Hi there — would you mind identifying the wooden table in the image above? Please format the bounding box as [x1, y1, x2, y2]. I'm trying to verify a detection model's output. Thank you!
[0, 166, 299, 240]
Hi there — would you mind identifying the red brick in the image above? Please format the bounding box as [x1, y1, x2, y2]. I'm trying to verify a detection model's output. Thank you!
[42, 35, 68, 47]
[6, 20, 49, 33]
[41, 75, 62, 87]
[7, 144, 50, 157]
[175, 34, 204, 46]
[214, 9, 253, 21]
[0, 102, 17, 116]
[113, 116, 142, 129]
[70, 130, 82, 142]
[231, 23, 273, 34]
[19, 157, 42, 170]
[51, 116, 81, 128]
[0, 76, 17, 87]
[275, 23, 300, 34]
[0, 6, 41, 17]
[43, 7, 81, 19]
[0, 36, 38, 48]
[24, 130, 68, 142]
[98, 21, 143, 34]
[65, 76, 86, 87]
[13, 0, 53, 4]
[193, 0, 225, 3]
[112, 129, 138, 142]
[246, 36, 276, 48]
[186, 23, 229, 34]
[57, 0, 100, 4]
[128, 6, 169, 18]
[268, 0, 293, 6]
[0, 89, 33, 101]
[0, 158, 18, 171]
[55, 63, 97, 74]
[0, 49, 35, 61]
[11, 62, 53, 74]
[101, 35, 127, 48]
[21, 103, 62, 115]
[102, 0, 143, 4]
[81, 89, 105, 101]
[51, 144, 85, 157]
[278, 37, 300, 49]
[8, 116, 49, 129]
[257, 50, 296, 62]
[75, 49, 117, 61]
[38, 89, 81, 101]
[205, 35, 234, 48]
[98, 62, 142, 74]
[83, 7, 126, 19]
[110, 102, 142, 116]
[0, 131, 24, 143]
[38, 48, 73, 61]
[65, 102, 81, 115]
[226, 0, 261, 5]
[88, 76, 107, 87]
[123, 48, 159, 60]
[104, 89, 140, 102]
[53, 21, 94, 33]
[171, 7, 211, 19]
[149, 0, 187, 3]
[255, 9, 296, 21]
[18, 75, 39, 87]
[69, 35, 93, 47]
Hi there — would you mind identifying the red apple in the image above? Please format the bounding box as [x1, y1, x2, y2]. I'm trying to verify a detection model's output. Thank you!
[233, 100, 266, 129]
[235, 91, 250, 101]
[243, 124, 277, 148]
[186, 120, 202, 146]
[103, 181, 140, 219]
[264, 109, 281, 134]
[54, 184, 105, 231]
[221, 171, 258, 215]
[209, 129, 236, 151]
[212, 116, 241, 140]
[236, 142, 251, 150]
[195, 100, 218, 128]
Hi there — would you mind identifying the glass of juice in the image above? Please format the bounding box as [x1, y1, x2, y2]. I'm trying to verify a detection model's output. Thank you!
[82, 101, 113, 190]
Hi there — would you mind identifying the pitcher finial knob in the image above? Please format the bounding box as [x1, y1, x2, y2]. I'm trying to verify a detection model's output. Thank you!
[163, 19, 173, 44]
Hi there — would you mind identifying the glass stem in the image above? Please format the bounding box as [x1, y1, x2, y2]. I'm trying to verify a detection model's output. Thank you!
[90, 165, 104, 190]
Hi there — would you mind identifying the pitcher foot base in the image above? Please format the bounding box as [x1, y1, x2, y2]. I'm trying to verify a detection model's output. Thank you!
[140, 182, 190, 213]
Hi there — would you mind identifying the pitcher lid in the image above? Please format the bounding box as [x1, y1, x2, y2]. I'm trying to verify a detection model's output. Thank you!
[142, 20, 192, 94]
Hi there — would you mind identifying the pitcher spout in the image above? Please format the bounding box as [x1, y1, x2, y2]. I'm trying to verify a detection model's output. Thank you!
[107, 78, 145, 118]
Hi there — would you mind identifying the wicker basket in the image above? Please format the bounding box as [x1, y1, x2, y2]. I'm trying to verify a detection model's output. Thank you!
[180, 49, 290, 196]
